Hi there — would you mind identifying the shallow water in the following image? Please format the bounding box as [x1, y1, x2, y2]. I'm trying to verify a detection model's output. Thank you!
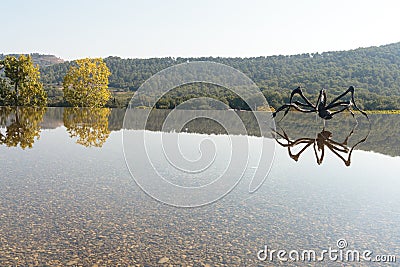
[0, 107, 399, 266]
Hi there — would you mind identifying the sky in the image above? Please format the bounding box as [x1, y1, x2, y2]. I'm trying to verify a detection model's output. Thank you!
[2, 0, 400, 60]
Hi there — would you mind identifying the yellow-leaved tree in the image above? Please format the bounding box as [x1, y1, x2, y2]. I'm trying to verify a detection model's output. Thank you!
[63, 108, 111, 147]
[63, 58, 111, 107]
[0, 55, 47, 106]
[0, 107, 46, 149]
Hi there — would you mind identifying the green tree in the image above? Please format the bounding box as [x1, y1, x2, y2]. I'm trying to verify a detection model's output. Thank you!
[63, 58, 111, 107]
[0, 55, 47, 106]
[0, 79, 12, 105]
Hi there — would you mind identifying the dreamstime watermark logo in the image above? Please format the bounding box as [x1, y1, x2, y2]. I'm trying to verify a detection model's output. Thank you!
[122, 61, 275, 207]
[257, 239, 397, 263]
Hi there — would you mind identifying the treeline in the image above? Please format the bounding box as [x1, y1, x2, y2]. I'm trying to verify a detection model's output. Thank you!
[39, 42, 400, 110]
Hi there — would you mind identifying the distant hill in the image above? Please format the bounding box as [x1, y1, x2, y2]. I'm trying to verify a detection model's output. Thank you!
[38, 42, 400, 109]
[0, 53, 64, 68]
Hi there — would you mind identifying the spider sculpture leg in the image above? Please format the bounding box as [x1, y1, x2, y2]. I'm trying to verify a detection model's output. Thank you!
[273, 87, 316, 119]
[289, 87, 315, 107]
[313, 141, 325, 165]
[325, 140, 349, 153]
[273, 103, 315, 116]
[342, 132, 370, 166]
[324, 125, 370, 166]
[328, 122, 356, 146]
[313, 129, 333, 165]
[325, 142, 352, 166]
[273, 128, 315, 161]
[287, 139, 314, 161]
[329, 103, 354, 117]
[326, 86, 369, 119]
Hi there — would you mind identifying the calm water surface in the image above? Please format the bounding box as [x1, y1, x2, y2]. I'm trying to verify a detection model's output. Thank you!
[0, 107, 399, 266]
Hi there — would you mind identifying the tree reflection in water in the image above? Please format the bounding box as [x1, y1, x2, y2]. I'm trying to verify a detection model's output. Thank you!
[0, 107, 46, 149]
[63, 108, 111, 147]
[273, 123, 370, 166]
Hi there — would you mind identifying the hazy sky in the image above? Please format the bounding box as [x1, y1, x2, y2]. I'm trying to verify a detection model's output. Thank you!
[2, 0, 400, 60]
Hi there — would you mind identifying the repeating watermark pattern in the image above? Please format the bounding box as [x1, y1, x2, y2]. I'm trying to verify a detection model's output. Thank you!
[122, 61, 275, 207]
[257, 239, 397, 263]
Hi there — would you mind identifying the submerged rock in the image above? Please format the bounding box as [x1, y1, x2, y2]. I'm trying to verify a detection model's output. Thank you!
[158, 257, 170, 264]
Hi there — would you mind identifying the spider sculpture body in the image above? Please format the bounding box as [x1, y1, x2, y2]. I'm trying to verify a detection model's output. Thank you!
[272, 86, 368, 120]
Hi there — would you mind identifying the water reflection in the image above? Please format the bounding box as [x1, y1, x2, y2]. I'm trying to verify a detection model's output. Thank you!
[63, 108, 111, 147]
[1, 107, 400, 158]
[0, 107, 46, 149]
[274, 123, 370, 166]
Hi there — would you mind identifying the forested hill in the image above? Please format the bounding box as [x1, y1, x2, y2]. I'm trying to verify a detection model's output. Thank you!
[0, 53, 64, 67]
[40, 42, 400, 109]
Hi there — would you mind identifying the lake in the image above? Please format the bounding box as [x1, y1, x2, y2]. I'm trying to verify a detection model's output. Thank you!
[1, 107, 399, 266]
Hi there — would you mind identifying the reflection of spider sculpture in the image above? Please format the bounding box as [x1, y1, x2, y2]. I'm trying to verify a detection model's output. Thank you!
[274, 125, 369, 166]
[273, 86, 368, 121]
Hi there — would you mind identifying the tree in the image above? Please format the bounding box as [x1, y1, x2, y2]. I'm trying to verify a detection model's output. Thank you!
[63, 107, 111, 147]
[63, 58, 111, 107]
[0, 107, 46, 149]
[0, 79, 12, 105]
[0, 55, 47, 106]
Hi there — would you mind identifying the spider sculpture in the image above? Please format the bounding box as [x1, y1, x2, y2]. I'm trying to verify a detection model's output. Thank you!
[273, 124, 370, 166]
[272, 86, 368, 121]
